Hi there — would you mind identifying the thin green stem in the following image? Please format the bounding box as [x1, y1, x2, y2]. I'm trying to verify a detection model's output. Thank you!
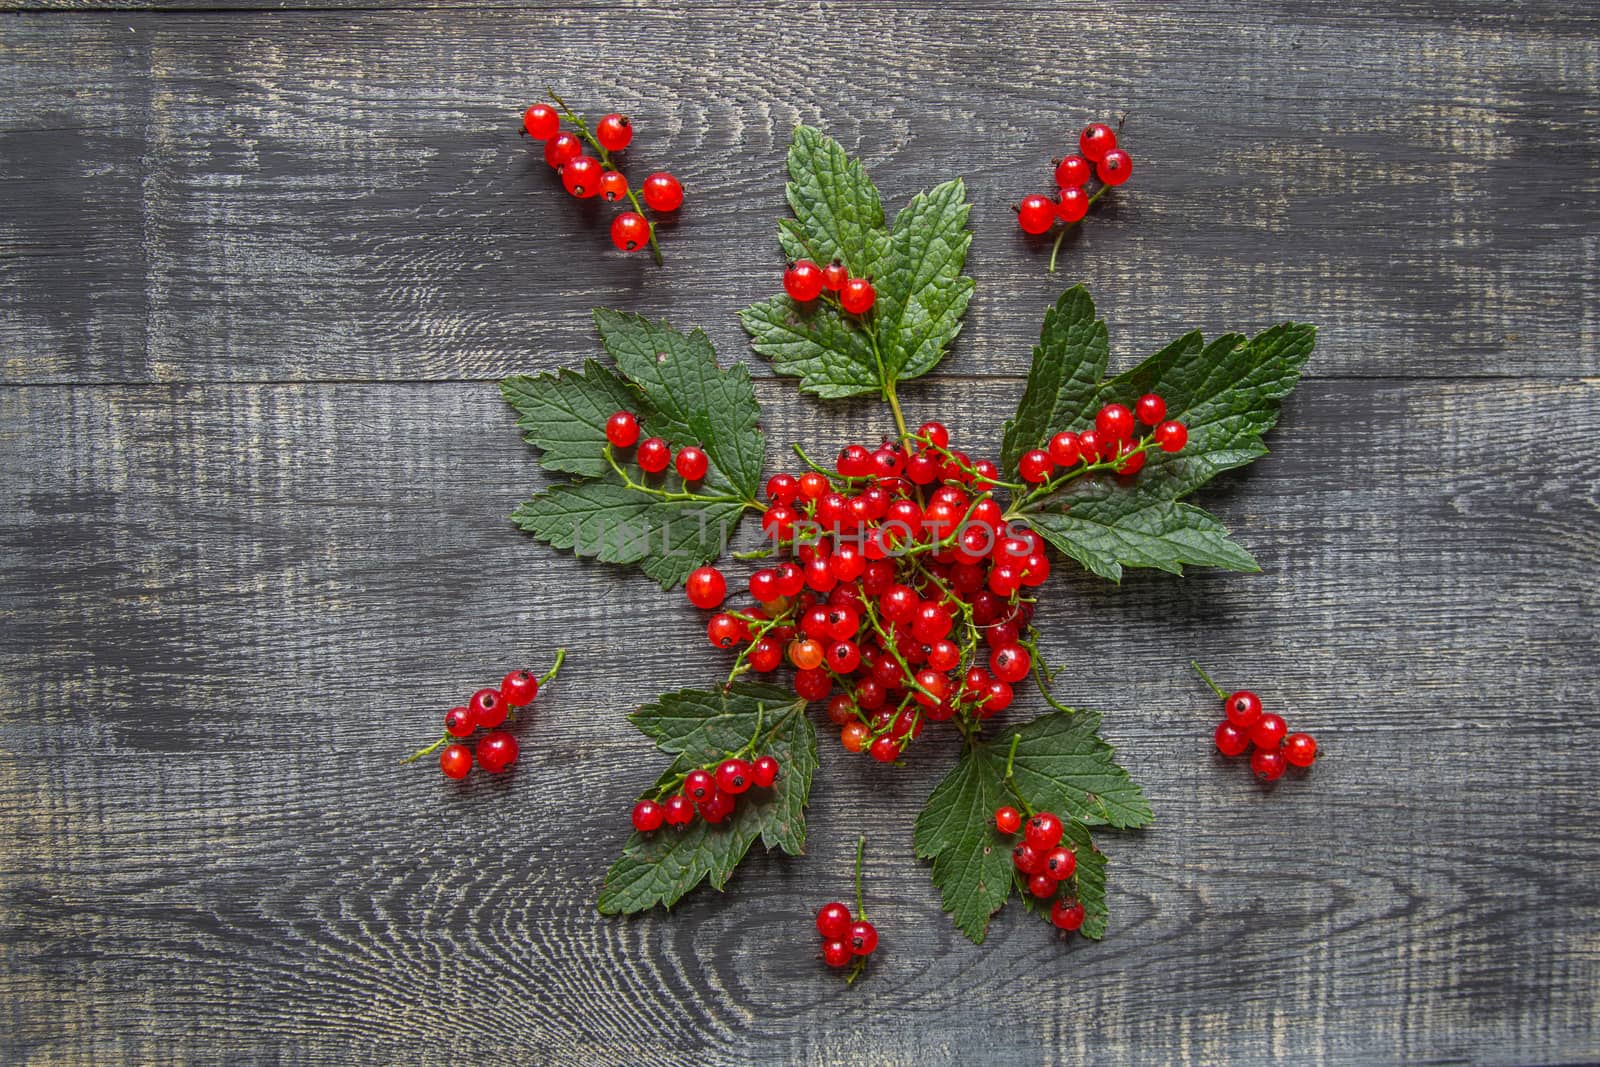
[1047, 183, 1112, 274]
[547, 86, 663, 266]
[403, 733, 450, 764]
[1004, 733, 1020, 779]
[853, 834, 867, 920]
[1191, 661, 1228, 700]
[604, 445, 745, 505]
[538, 648, 567, 686]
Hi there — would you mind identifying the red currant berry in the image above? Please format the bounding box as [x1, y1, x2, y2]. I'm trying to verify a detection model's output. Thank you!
[1155, 421, 1188, 453]
[683, 769, 716, 802]
[762, 504, 797, 540]
[1077, 429, 1101, 463]
[1117, 448, 1147, 476]
[868, 734, 900, 763]
[598, 170, 628, 203]
[561, 155, 603, 198]
[1029, 872, 1057, 898]
[1135, 393, 1167, 426]
[784, 260, 826, 302]
[1047, 431, 1080, 467]
[836, 444, 871, 478]
[1025, 811, 1064, 851]
[995, 806, 1022, 835]
[685, 566, 726, 610]
[1284, 732, 1318, 768]
[987, 562, 1022, 598]
[1096, 403, 1135, 442]
[632, 799, 664, 832]
[1057, 185, 1089, 224]
[544, 131, 582, 169]
[610, 211, 651, 252]
[605, 410, 640, 448]
[1018, 449, 1055, 484]
[798, 471, 830, 500]
[917, 421, 951, 449]
[816, 901, 852, 940]
[636, 436, 670, 473]
[1250, 713, 1287, 750]
[475, 730, 518, 774]
[825, 640, 861, 674]
[595, 113, 633, 152]
[522, 103, 559, 140]
[675, 445, 709, 481]
[789, 639, 825, 671]
[1225, 690, 1262, 728]
[716, 758, 754, 795]
[706, 613, 746, 650]
[1251, 747, 1287, 781]
[499, 670, 538, 709]
[444, 705, 475, 737]
[699, 787, 735, 823]
[1012, 842, 1045, 875]
[1078, 122, 1117, 163]
[439, 743, 472, 779]
[840, 278, 876, 315]
[1054, 155, 1092, 189]
[471, 688, 508, 729]
[751, 755, 780, 787]
[990, 643, 1031, 684]
[1051, 898, 1086, 931]
[641, 172, 684, 212]
[765, 473, 799, 504]
[822, 939, 852, 968]
[748, 637, 782, 673]
[926, 639, 961, 672]
[795, 668, 832, 702]
[1044, 847, 1077, 880]
[1017, 194, 1057, 235]
[663, 793, 695, 827]
[1215, 721, 1250, 757]
[840, 721, 870, 752]
[848, 920, 878, 956]
[1097, 148, 1132, 186]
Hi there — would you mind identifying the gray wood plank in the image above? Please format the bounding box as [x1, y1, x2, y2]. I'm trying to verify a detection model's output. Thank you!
[2, 375, 1597, 1064]
[2, 6, 1598, 384]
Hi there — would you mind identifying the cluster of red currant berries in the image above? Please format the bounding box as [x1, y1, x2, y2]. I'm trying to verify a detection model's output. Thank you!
[1018, 393, 1187, 483]
[603, 410, 710, 481]
[1197, 665, 1319, 782]
[781, 260, 877, 316]
[1016, 120, 1133, 238]
[815, 900, 878, 970]
[521, 97, 684, 255]
[411, 653, 563, 779]
[995, 808, 1088, 932]
[630, 753, 781, 831]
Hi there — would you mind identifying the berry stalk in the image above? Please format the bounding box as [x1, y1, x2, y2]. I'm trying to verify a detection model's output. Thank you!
[547, 87, 665, 266]
[1047, 183, 1111, 275]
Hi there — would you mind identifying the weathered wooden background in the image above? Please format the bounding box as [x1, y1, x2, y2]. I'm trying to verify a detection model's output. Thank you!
[2, 2, 1597, 1064]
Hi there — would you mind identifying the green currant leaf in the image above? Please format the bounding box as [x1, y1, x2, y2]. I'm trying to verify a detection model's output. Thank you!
[1009, 285, 1315, 582]
[916, 709, 1146, 943]
[503, 311, 764, 589]
[740, 126, 974, 401]
[598, 685, 818, 914]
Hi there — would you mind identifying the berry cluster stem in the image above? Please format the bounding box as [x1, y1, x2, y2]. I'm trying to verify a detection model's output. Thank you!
[846, 834, 869, 986]
[1191, 660, 1228, 700]
[546, 86, 665, 266]
[1047, 183, 1112, 275]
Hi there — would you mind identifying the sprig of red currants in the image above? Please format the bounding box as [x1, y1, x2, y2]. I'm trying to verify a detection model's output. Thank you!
[521, 89, 684, 262]
[816, 836, 879, 982]
[407, 650, 565, 779]
[781, 259, 877, 316]
[1194, 663, 1320, 782]
[1016, 119, 1134, 273]
[995, 806, 1088, 933]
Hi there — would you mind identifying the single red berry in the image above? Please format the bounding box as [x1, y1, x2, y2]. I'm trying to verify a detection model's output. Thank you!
[716, 757, 754, 795]
[544, 131, 582, 169]
[840, 278, 876, 315]
[706, 613, 746, 650]
[675, 445, 709, 481]
[1048, 431, 1080, 467]
[826, 606, 861, 641]
[1251, 747, 1288, 781]
[1155, 421, 1188, 453]
[1018, 449, 1054, 484]
[990, 643, 1031, 684]
[1136, 393, 1167, 426]
[1044, 847, 1077, 880]
[501, 669, 539, 708]
[471, 687, 508, 729]
[748, 637, 782, 673]
[1284, 732, 1318, 768]
[1057, 185, 1089, 224]
[1051, 899, 1087, 931]
[683, 768, 716, 802]
[1079, 122, 1117, 162]
[784, 260, 826, 302]
[1096, 403, 1135, 442]
[822, 939, 852, 968]
[1097, 148, 1132, 186]
[926, 639, 961, 672]
[816, 259, 847, 292]
[995, 806, 1022, 835]
[1250, 713, 1287, 751]
[598, 170, 629, 203]
[522, 103, 559, 140]
[840, 722, 870, 752]
[1225, 690, 1262, 728]
[699, 787, 735, 824]
[1054, 154, 1092, 188]
[868, 735, 900, 763]
[595, 113, 633, 152]
[794, 668, 832, 702]
[1214, 720, 1250, 757]
[1028, 872, 1057, 898]
[439, 743, 472, 779]
[836, 444, 872, 478]
[789, 639, 825, 671]
[636, 436, 670, 473]
[766, 473, 800, 504]
[662, 793, 695, 827]
[1012, 841, 1045, 875]
[1017, 194, 1057, 235]
[751, 755, 780, 787]
[1077, 429, 1101, 463]
[475, 730, 518, 774]
[610, 211, 651, 252]
[685, 566, 727, 610]
[605, 410, 640, 448]
[817, 901, 853, 940]
[444, 705, 475, 738]
[632, 799, 664, 832]
[641, 172, 684, 212]
[1117, 448, 1147, 476]
[848, 920, 878, 956]
[561, 155, 603, 198]
[825, 640, 862, 674]
[1025, 811, 1064, 851]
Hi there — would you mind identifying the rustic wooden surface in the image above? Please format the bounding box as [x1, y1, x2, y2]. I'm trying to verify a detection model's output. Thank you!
[3, 3, 1598, 1064]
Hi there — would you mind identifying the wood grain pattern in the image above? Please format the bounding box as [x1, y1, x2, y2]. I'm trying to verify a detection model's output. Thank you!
[2, 2, 1599, 1065]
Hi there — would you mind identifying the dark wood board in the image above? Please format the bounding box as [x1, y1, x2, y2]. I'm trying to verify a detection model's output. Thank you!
[2, 3, 1598, 1065]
